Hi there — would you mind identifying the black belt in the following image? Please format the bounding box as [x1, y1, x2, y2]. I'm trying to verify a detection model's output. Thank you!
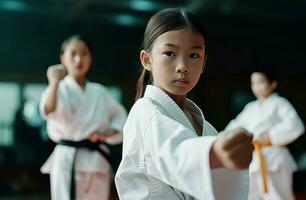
[58, 139, 122, 200]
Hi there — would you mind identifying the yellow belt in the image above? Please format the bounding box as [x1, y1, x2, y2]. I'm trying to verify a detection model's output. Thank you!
[252, 141, 272, 193]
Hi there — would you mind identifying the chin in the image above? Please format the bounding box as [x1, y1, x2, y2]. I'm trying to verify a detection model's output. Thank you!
[169, 89, 190, 96]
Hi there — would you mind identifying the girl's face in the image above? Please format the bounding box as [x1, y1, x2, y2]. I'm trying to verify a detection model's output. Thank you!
[251, 72, 276, 100]
[60, 40, 92, 80]
[141, 27, 206, 98]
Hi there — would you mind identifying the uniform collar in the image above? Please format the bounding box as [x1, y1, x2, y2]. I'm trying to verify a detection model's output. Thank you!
[143, 85, 205, 135]
[257, 92, 278, 104]
[63, 75, 89, 93]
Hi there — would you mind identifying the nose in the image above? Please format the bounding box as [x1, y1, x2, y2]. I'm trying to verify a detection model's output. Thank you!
[74, 55, 82, 64]
[176, 58, 189, 74]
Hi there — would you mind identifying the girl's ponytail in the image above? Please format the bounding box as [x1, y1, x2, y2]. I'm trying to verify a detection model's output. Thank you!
[135, 68, 152, 101]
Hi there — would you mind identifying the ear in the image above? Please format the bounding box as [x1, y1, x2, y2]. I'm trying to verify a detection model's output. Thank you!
[271, 80, 278, 90]
[60, 54, 64, 64]
[140, 50, 152, 71]
[201, 54, 207, 74]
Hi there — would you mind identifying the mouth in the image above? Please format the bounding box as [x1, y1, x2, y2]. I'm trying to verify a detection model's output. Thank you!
[173, 79, 190, 85]
[74, 64, 83, 69]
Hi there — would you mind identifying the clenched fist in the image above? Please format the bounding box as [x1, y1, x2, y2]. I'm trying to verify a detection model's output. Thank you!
[47, 64, 67, 84]
[212, 128, 254, 170]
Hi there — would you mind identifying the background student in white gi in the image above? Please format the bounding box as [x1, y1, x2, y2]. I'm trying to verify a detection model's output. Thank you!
[39, 35, 127, 200]
[115, 8, 254, 200]
[224, 67, 305, 200]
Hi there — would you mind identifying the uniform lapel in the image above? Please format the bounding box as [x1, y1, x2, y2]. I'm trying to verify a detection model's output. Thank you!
[144, 85, 203, 135]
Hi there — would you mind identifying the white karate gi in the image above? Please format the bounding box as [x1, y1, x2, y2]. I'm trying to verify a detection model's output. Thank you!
[39, 75, 127, 200]
[115, 85, 249, 200]
[225, 93, 305, 200]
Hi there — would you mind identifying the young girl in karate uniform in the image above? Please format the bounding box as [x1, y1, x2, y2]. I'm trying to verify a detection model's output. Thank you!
[40, 35, 127, 200]
[115, 8, 255, 200]
[225, 68, 304, 200]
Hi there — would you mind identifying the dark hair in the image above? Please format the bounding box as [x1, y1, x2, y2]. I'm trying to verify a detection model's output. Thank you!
[135, 8, 208, 101]
[60, 34, 93, 55]
[251, 65, 277, 83]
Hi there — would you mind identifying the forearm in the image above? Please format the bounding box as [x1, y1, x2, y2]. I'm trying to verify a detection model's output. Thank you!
[44, 81, 60, 115]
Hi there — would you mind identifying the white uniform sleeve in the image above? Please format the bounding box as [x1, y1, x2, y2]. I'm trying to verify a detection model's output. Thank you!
[39, 85, 66, 120]
[144, 112, 217, 200]
[224, 104, 251, 131]
[39, 87, 49, 120]
[38, 85, 71, 142]
[269, 98, 305, 146]
[105, 92, 127, 144]
[202, 121, 250, 199]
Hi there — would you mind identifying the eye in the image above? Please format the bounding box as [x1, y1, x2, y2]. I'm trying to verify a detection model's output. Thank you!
[189, 53, 200, 59]
[82, 51, 89, 56]
[163, 51, 175, 57]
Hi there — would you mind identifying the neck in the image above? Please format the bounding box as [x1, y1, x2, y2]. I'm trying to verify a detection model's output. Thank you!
[168, 93, 187, 111]
[72, 76, 86, 89]
[258, 93, 273, 102]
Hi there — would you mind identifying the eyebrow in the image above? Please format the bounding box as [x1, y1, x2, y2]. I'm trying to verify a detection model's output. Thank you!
[164, 43, 203, 50]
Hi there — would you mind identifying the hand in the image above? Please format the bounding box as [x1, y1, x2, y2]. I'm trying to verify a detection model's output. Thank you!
[47, 64, 66, 84]
[212, 127, 254, 170]
[104, 130, 119, 137]
[255, 132, 271, 146]
[88, 132, 108, 143]
[88, 133, 99, 143]
[88, 130, 119, 143]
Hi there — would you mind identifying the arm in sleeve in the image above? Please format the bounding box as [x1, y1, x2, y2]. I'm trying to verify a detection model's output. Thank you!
[224, 104, 251, 131]
[105, 92, 127, 144]
[143, 113, 217, 200]
[39, 88, 49, 120]
[269, 99, 305, 146]
[39, 85, 65, 120]
[39, 86, 72, 141]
